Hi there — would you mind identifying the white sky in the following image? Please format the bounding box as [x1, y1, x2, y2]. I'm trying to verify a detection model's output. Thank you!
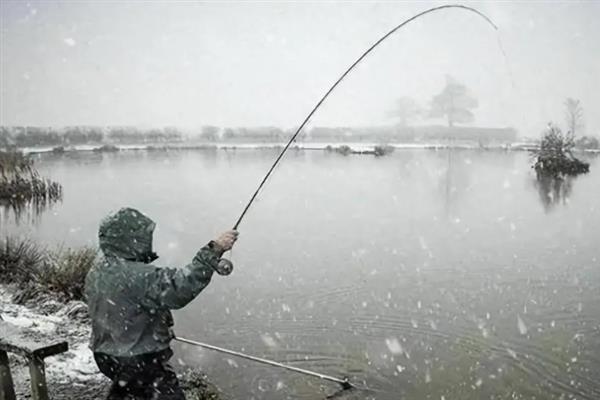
[1, 1, 599, 137]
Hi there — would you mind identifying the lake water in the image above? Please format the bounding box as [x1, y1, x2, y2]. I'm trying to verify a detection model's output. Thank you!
[2, 149, 599, 400]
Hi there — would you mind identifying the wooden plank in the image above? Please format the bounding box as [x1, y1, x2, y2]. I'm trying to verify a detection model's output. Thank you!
[33, 343, 69, 359]
[28, 357, 48, 400]
[0, 350, 16, 400]
[0, 321, 68, 359]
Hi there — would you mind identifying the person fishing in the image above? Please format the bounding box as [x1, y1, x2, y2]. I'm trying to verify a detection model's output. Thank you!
[83, 6, 501, 397]
[84, 207, 238, 400]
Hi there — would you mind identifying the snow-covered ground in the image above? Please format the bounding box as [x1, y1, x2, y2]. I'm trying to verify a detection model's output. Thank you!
[0, 284, 222, 399]
[0, 284, 100, 383]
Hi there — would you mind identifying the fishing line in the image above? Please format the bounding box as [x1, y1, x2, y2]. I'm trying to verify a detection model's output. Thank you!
[496, 33, 516, 89]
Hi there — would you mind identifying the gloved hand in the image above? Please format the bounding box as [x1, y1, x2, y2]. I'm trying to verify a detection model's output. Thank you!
[211, 230, 238, 276]
[214, 230, 239, 252]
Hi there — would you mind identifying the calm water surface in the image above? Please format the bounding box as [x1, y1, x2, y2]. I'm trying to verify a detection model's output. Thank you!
[2, 149, 599, 400]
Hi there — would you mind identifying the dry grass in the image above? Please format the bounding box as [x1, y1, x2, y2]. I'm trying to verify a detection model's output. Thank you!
[41, 247, 97, 300]
[0, 237, 43, 283]
[0, 237, 97, 301]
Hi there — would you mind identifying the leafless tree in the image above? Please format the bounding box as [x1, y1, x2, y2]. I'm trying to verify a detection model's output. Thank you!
[429, 75, 478, 127]
[564, 98, 583, 135]
[388, 96, 421, 126]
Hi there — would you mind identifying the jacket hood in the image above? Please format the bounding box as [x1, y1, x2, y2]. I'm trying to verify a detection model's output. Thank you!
[99, 207, 158, 263]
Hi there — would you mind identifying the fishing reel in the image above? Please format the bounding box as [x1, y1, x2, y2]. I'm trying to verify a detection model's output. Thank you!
[215, 258, 234, 275]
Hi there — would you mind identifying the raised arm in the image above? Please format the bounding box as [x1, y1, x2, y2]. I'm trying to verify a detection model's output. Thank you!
[142, 231, 238, 310]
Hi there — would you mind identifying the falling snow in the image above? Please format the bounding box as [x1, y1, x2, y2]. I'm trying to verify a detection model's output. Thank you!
[385, 337, 404, 355]
[517, 314, 528, 335]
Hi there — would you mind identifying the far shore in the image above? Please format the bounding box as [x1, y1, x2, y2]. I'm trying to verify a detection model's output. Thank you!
[11, 141, 599, 155]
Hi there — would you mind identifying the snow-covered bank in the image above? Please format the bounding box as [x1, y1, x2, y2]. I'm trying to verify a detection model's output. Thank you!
[0, 284, 222, 399]
[0, 283, 106, 398]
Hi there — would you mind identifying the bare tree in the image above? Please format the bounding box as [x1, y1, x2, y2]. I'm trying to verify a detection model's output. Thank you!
[200, 125, 220, 141]
[564, 98, 583, 135]
[429, 75, 478, 127]
[388, 96, 421, 126]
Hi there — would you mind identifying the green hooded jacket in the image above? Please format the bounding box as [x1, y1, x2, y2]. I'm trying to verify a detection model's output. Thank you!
[84, 207, 224, 357]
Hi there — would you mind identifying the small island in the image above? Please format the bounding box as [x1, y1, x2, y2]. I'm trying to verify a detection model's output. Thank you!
[533, 124, 589, 179]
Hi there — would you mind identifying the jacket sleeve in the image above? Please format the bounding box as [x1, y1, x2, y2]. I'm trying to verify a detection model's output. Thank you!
[142, 242, 224, 310]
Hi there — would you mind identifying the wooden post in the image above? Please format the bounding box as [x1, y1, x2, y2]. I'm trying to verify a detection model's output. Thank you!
[0, 350, 16, 400]
[28, 356, 48, 400]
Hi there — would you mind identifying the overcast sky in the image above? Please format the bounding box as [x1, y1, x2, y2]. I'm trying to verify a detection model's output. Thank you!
[1, 1, 598, 136]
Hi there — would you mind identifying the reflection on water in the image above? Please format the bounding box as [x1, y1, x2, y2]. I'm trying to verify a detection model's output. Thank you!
[440, 149, 472, 218]
[4, 149, 600, 400]
[0, 196, 62, 226]
[534, 175, 574, 212]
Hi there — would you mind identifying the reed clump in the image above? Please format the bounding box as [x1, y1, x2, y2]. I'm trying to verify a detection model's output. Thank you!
[92, 144, 119, 153]
[325, 144, 353, 156]
[0, 150, 62, 205]
[374, 144, 395, 157]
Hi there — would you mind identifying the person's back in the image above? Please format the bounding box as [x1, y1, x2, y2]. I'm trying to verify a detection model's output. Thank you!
[85, 207, 238, 400]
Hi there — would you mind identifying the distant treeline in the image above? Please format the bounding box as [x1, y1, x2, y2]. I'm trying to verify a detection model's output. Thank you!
[4, 125, 597, 149]
[0, 126, 183, 147]
[0, 125, 527, 148]
[308, 125, 519, 145]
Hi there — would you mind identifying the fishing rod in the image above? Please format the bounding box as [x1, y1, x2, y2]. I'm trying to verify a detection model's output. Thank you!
[231, 4, 497, 232]
[207, 2, 501, 390]
[214, 4, 498, 274]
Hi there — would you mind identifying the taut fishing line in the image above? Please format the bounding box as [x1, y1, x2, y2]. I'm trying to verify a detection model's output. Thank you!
[182, 3, 510, 392]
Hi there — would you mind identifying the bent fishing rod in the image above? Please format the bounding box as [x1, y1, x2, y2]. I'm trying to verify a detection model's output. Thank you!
[184, 3, 500, 391]
[231, 4, 496, 232]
